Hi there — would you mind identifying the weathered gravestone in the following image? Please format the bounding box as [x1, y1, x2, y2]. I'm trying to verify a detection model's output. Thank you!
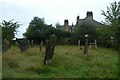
[78, 40, 81, 46]
[89, 40, 97, 49]
[39, 41, 43, 51]
[18, 39, 29, 52]
[2, 39, 11, 53]
[65, 38, 70, 45]
[83, 34, 88, 56]
[31, 40, 34, 47]
[44, 34, 56, 65]
[78, 40, 83, 49]
[94, 40, 97, 48]
[110, 37, 114, 47]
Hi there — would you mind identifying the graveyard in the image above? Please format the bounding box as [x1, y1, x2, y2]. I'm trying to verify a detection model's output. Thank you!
[2, 45, 118, 78]
[1, 0, 120, 79]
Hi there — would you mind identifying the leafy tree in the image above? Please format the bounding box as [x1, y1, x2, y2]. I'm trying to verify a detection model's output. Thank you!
[55, 22, 63, 30]
[71, 24, 98, 45]
[24, 16, 71, 44]
[115, 12, 120, 50]
[24, 16, 49, 43]
[101, 1, 120, 48]
[101, 1, 119, 36]
[1, 20, 20, 41]
[98, 25, 113, 47]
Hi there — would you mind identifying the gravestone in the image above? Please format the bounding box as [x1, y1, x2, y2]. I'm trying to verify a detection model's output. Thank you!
[44, 34, 56, 65]
[78, 40, 81, 46]
[89, 40, 97, 48]
[2, 39, 11, 53]
[83, 34, 88, 56]
[44, 39, 51, 65]
[18, 39, 29, 52]
[39, 41, 43, 51]
[78, 40, 83, 49]
[31, 40, 34, 47]
[94, 40, 97, 48]
[28, 40, 30, 44]
[110, 37, 114, 47]
[65, 38, 70, 45]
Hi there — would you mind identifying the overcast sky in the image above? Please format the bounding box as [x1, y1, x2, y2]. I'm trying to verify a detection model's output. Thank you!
[0, 0, 119, 38]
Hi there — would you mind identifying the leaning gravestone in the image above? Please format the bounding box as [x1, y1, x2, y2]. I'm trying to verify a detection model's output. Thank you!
[18, 39, 29, 52]
[44, 34, 56, 65]
[44, 39, 51, 65]
[2, 39, 11, 53]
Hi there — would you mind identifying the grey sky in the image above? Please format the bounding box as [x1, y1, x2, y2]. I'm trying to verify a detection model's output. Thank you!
[0, 0, 119, 38]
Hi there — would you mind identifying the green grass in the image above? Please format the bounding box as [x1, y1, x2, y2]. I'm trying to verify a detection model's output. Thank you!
[2, 45, 118, 78]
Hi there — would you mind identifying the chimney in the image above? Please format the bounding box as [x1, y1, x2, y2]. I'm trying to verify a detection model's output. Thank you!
[64, 19, 69, 26]
[77, 15, 79, 20]
[76, 15, 79, 24]
[64, 19, 69, 31]
[86, 11, 93, 19]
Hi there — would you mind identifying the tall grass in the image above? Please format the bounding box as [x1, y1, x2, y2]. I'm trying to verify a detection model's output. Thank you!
[2, 45, 118, 78]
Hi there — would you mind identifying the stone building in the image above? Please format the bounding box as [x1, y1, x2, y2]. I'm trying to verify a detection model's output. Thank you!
[63, 11, 103, 32]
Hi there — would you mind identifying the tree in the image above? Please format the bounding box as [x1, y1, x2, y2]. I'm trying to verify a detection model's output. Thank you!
[24, 16, 71, 44]
[24, 17, 47, 42]
[1, 20, 20, 41]
[115, 3, 120, 50]
[71, 24, 98, 45]
[101, 1, 119, 36]
[98, 25, 114, 47]
[55, 22, 63, 30]
[101, 1, 120, 48]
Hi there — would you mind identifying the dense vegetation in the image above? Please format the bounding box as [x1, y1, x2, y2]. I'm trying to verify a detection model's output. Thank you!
[2, 45, 118, 78]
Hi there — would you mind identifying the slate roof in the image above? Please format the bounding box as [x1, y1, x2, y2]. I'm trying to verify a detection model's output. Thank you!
[77, 19, 103, 27]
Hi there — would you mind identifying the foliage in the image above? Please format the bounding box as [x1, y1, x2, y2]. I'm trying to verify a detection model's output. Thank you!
[24, 16, 71, 44]
[24, 17, 46, 42]
[101, 1, 120, 48]
[97, 25, 113, 47]
[24, 16, 56, 43]
[101, 1, 119, 27]
[71, 24, 98, 45]
[2, 45, 118, 78]
[55, 22, 64, 30]
[1, 20, 20, 41]
[115, 16, 120, 50]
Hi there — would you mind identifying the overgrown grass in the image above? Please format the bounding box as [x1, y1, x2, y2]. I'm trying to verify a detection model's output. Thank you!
[2, 45, 118, 78]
